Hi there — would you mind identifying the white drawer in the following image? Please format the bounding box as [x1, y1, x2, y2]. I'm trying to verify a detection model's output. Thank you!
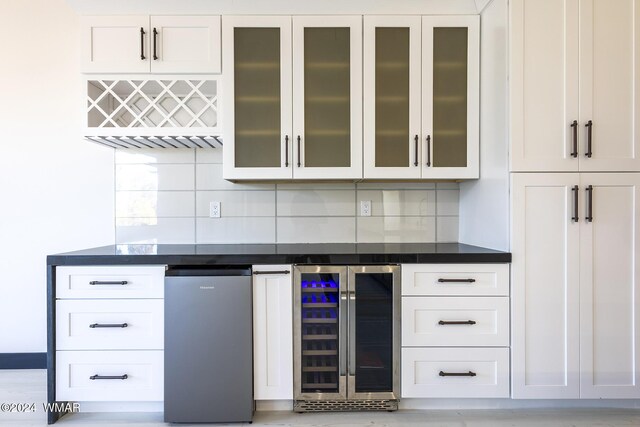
[401, 264, 509, 296]
[56, 350, 163, 401]
[402, 297, 509, 347]
[56, 265, 165, 299]
[401, 347, 509, 398]
[56, 300, 164, 350]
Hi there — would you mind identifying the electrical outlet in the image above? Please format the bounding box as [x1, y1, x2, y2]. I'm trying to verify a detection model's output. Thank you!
[360, 200, 372, 217]
[209, 201, 221, 218]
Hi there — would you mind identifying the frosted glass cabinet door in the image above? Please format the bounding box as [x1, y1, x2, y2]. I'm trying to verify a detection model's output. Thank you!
[422, 16, 479, 179]
[222, 16, 293, 180]
[363, 16, 422, 179]
[292, 16, 362, 179]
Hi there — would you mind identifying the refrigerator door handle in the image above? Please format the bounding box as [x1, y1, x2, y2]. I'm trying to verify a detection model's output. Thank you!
[348, 291, 356, 376]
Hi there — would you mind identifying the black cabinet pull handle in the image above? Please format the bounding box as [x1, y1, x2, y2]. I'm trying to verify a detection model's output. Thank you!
[414, 135, 419, 166]
[437, 278, 476, 283]
[570, 120, 578, 158]
[438, 320, 476, 325]
[89, 323, 128, 328]
[585, 120, 593, 158]
[439, 371, 476, 377]
[572, 185, 579, 222]
[90, 374, 128, 380]
[285, 135, 289, 167]
[426, 135, 432, 167]
[140, 27, 146, 60]
[152, 27, 158, 60]
[253, 270, 290, 275]
[586, 185, 593, 222]
[297, 135, 301, 167]
[89, 281, 128, 286]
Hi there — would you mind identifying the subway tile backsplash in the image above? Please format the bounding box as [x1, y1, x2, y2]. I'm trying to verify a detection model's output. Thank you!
[115, 149, 460, 244]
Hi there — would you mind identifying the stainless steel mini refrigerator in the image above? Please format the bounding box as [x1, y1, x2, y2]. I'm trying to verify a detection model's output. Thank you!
[293, 265, 400, 411]
[164, 267, 253, 423]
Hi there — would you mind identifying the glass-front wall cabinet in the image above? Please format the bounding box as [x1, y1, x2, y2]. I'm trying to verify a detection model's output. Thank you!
[222, 16, 293, 180]
[422, 16, 479, 179]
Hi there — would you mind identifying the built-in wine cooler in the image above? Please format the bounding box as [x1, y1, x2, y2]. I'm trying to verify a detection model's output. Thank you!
[293, 265, 400, 412]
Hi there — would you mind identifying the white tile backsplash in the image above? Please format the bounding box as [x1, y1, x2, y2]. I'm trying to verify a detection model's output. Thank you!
[277, 217, 356, 243]
[114, 150, 459, 244]
[196, 217, 276, 243]
[277, 190, 355, 217]
[356, 190, 436, 217]
[195, 191, 276, 217]
[357, 216, 436, 243]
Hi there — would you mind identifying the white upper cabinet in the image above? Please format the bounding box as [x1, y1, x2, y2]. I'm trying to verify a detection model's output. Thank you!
[422, 16, 479, 179]
[292, 16, 363, 180]
[222, 16, 293, 180]
[82, 15, 221, 74]
[363, 16, 422, 179]
[510, 0, 640, 172]
[223, 15, 362, 180]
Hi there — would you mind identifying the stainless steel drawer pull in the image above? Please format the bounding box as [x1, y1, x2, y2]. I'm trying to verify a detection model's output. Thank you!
[89, 323, 128, 328]
[438, 320, 476, 326]
[252, 270, 290, 275]
[439, 371, 476, 377]
[89, 280, 128, 285]
[437, 278, 476, 283]
[89, 374, 128, 380]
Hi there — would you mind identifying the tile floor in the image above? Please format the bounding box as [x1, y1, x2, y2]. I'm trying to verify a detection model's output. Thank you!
[2, 370, 640, 427]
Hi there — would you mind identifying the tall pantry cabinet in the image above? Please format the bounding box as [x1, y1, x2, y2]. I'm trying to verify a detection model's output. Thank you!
[510, 0, 640, 399]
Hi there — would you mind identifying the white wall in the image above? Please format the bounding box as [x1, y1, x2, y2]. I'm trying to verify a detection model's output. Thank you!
[0, 0, 114, 353]
[459, 0, 510, 251]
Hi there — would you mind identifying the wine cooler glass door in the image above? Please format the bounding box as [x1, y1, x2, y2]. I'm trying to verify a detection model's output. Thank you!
[347, 266, 400, 400]
[294, 266, 348, 400]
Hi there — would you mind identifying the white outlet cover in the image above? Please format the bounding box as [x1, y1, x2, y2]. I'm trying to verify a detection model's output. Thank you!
[360, 200, 372, 217]
[209, 201, 221, 218]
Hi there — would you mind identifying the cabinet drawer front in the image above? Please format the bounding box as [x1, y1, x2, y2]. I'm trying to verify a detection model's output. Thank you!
[401, 264, 509, 296]
[401, 347, 509, 398]
[56, 266, 165, 299]
[402, 297, 509, 347]
[56, 351, 163, 401]
[56, 300, 164, 350]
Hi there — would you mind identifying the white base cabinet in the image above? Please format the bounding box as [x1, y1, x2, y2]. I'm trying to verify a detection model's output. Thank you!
[252, 265, 294, 400]
[401, 264, 510, 399]
[511, 173, 640, 399]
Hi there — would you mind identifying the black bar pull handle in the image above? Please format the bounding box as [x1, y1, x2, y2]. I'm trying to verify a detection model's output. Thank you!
[572, 185, 579, 222]
[570, 120, 578, 158]
[426, 135, 432, 167]
[152, 27, 158, 60]
[439, 371, 477, 377]
[437, 278, 476, 283]
[297, 135, 301, 167]
[89, 323, 128, 328]
[140, 27, 146, 60]
[438, 320, 477, 325]
[414, 135, 419, 166]
[90, 374, 128, 380]
[585, 120, 593, 158]
[89, 281, 128, 286]
[253, 270, 290, 275]
[285, 135, 289, 167]
[586, 185, 593, 222]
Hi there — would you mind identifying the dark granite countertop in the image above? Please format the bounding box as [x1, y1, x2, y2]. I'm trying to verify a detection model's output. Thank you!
[47, 243, 510, 266]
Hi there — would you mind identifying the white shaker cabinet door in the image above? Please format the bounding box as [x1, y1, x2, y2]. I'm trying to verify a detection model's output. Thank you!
[510, 173, 581, 398]
[82, 16, 150, 73]
[578, 0, 640, 172]
[253, 265, 293, 400]
[579, 174, 640, 398]
[509, 0, 580, 172]
[149, 16, 221, 74]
